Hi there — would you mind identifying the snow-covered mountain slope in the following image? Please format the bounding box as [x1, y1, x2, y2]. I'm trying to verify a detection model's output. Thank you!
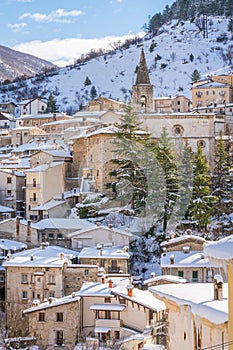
[0, 17, 232, 113]
[0, 45, 57, 82]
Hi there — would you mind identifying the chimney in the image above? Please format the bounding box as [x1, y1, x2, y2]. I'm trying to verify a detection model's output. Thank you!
[60, 252, 65, 260]
[101, 275, 106, 284]
[26, 220, 31, 243]
[214, 275, 223, 301]
[41, 242, 46, 250]
[7, 253, 11, 261]
[170, 254, 175, 265]
[108, 279, 113, 288]
[48, 297, 53, 304]
[30, 255, 34, 261]
[186, 229, 192, 235]
[72, 292, 76, 298]
[108, 224, 113, 229]
[16, 216, 20, 241]
[150, 272, 156, 278]
[127, 284, 134, 298]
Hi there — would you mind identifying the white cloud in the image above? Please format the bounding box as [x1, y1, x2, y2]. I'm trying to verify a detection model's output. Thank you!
[8, 22, 27, 32]
[19, 8, 84, 23]
[12, 33, 145, 67]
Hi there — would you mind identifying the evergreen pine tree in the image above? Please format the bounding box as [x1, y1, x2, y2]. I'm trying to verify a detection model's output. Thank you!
[90, 86, 97, 100]
[191, 69, 201, 82]
[45, 93, 58, 113]
[212, 131, 233, 218]
[188, 142, 216, 230]
[153, 127, 179, 232]
[84, 76, 91, 86]
[107, 103, 151, 213]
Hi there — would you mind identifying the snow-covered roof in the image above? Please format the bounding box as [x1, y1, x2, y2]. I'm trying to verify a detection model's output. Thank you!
[31, 198, 66, 211]
[69, 224, 132, 239]
[144, 274, 187, 285]
[25, 161, 64, 173]
[111, 279, 165, 312]
[0, 205, 14, 213]
[204, 235, 233, 261]
[73, 111, 108, 118]
[78, 246, 130, 259]
[90, 303, 126, 311]
[20, 113, 69, 120]
[0, 157, 30, 169]
[3, 245, 79, 267]
[0, 238, 27, 251]
[34, 218, 94, 231]
[150, 283, 228, 325]
[78, 281, 112, 297]
[24, 293, 81, 314]
[193, 81, 228, 88]
[160, 234, 205, 247]
[161, 250, 214, 268]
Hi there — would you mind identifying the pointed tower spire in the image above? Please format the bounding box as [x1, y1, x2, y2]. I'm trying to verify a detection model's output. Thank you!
[132, 48, 154, 113]
[136, 48, 151, 85]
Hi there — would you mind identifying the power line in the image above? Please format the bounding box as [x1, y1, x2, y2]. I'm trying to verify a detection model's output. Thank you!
[201, 340, 233, 350]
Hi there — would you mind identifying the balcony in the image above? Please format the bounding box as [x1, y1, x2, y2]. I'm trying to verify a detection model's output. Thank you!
[26, 184, 40, 188]
[95, 319, 123, 328]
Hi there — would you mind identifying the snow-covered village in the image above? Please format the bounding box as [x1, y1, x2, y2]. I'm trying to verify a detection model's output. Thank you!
[0, 0, 233, 349]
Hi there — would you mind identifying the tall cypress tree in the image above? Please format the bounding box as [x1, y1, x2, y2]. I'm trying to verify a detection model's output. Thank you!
[189, 142, 216, 230]
[212, 132, 233, 218]
[153, 127, 179, 232]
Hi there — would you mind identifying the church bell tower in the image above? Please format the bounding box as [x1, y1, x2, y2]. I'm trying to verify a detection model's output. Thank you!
[132, 48, 154, 113]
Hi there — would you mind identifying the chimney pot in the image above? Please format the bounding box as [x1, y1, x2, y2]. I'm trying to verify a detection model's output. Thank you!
[108, 279, 113, 288]
[170, 255, 175, 264]
[127, 284, 134, 298]
[101, 275, 106, 284]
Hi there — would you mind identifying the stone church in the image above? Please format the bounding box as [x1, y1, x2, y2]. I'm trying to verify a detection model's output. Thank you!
[132, 48, 224, 165]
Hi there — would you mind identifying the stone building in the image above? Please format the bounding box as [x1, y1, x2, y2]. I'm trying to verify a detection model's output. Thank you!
[3, 244, 98, 336]
[160, 233, 226, 283]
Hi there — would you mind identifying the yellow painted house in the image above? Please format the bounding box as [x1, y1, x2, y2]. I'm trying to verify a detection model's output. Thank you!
[204, 235, 233, 350]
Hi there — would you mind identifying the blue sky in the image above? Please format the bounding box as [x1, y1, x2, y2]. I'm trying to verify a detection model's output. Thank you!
[1, 0, 174, 66]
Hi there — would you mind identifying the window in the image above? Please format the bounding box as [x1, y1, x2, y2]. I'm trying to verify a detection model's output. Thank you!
[57, 313, 63, 322]
[213, 90, 215, 95]
[84, 269, 89, 276]
[105, 297, 111, 303]
[0, 276, 4, 283]
[114, 331, 120, 340]
[48, 275, 55, 284]
[33, 193, 37, 202]
[105, 310, 111, 319]
[178, 270, 184, 278]
[38, 312, 45, 322]
[22, 291, 28, 299]
[33, 178, 36, 187]
[49, 291, 55, 298]
[7, 177, 11, 184]
[56, 331, 64, 346]
[192, 270, 198, 282]
[22, 274, 28, 284]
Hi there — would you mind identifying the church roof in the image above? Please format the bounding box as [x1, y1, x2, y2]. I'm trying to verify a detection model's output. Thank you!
[135, 48, 151, 85]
